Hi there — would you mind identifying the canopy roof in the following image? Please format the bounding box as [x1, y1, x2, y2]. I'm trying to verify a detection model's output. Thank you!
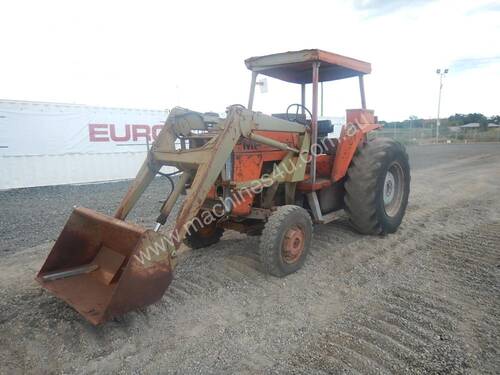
[245, 49, 371, 84]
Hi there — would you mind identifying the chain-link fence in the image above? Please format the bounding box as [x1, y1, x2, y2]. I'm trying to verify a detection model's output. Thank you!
[371, 127, 433, 144]
[370, 126, 500, 144]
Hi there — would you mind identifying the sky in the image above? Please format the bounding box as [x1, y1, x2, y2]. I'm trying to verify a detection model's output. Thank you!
[0, 0, 499, 121]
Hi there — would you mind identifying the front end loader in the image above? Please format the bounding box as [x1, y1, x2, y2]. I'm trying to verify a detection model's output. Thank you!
[37, 49, 410, 325]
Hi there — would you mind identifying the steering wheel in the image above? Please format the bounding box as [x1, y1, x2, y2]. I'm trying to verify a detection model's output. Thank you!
[286, 104, 313, 125]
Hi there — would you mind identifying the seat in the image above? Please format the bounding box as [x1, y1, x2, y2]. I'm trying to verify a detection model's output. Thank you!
[317, 120, 333, 136]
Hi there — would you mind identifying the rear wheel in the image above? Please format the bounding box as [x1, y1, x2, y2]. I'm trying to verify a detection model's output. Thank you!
[259, 205, 313, 277]
[344, 138, 410, 234]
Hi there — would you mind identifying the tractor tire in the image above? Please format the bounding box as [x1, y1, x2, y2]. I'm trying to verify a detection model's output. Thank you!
[183, 223, 224, 249]
[344, 137, 410, 235]
[259, 205, 313, 277]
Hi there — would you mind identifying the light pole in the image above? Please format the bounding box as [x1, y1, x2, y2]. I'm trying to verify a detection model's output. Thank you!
[435, 68, 448, 143]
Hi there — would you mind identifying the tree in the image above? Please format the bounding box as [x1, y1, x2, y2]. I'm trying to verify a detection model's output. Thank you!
[448, 113, 490, 130]
[489, 115, 500, 125]
[464, 113, 487, 125]
[448, 113, 466, 126]
[479, 117, 489, 131]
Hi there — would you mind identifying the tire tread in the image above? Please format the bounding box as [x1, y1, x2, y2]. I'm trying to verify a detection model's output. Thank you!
[344, 138, 410, 235]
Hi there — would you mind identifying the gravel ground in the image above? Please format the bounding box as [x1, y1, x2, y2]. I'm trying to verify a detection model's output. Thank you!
[0, 143, 499, 374]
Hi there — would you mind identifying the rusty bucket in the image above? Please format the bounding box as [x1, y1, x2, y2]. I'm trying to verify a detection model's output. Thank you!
[36, 207, 173, 325]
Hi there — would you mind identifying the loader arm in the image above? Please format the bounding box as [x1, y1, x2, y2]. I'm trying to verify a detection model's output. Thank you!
[113, 105, 310, 256]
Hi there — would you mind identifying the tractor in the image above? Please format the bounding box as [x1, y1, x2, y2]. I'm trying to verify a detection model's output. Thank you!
[37, 49, 410, 325]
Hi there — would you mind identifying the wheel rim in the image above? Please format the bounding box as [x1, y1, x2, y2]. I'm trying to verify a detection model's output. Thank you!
[383, 161, 405, 217]
[282, 225, 305, 264]
[196, 212, 218, 237]
[198, 225, 215, 237]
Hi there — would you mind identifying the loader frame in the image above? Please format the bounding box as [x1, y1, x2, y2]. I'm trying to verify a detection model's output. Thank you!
[114, 106, 312, 256]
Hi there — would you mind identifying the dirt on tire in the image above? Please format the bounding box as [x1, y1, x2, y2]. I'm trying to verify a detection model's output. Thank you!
[0, 143, 499, 374]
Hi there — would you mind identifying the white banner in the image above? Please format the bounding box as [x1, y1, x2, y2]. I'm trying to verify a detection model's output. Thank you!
[0, 100, 169, 156]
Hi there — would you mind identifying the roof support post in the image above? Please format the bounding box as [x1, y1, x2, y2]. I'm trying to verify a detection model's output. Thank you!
[248, 71, 258, 110]
[311, 61, 320, 184]
[300, 83, 306, 116]
[321, 82, 324, 117]
[358, 75, 366, 109]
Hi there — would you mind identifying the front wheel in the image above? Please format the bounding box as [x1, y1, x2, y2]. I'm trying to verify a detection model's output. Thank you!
[344, 138, 410, 234]
[259, 205, 313, 277]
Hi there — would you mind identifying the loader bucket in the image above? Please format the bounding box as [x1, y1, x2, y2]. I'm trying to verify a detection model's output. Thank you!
[36, 207, 173, 325]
